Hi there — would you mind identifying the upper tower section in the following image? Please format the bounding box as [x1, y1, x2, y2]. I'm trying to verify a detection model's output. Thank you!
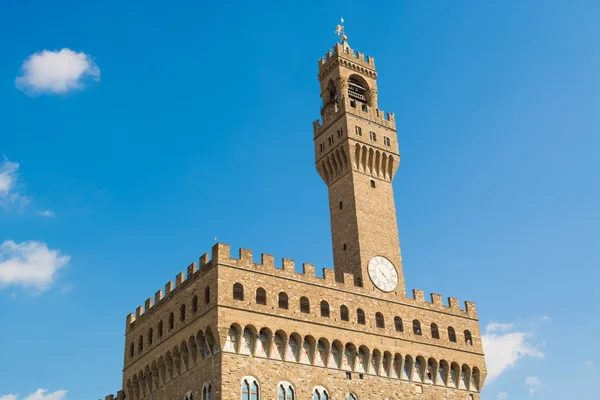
[312, 23, 405, 296]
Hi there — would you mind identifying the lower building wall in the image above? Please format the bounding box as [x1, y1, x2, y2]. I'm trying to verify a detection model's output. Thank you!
[220, 353, 479, 400]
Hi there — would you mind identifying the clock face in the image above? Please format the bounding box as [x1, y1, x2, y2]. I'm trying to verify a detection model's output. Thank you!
[368, 256, 398, 292]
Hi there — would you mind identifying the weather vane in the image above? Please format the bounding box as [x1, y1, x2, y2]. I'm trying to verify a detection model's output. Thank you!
[335, 18, 347, 42]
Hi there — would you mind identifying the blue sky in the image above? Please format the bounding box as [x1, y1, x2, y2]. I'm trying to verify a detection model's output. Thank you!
[0, 1, 598, 399]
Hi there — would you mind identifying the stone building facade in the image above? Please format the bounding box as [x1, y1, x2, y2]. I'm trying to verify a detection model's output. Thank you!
[106, 36, 487, 400]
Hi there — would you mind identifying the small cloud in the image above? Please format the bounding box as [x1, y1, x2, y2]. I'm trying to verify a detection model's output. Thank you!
[0, 157, 29, 209]
[0, 390, 67, 400]
[16, 48, 99, 95]
[539, 315, 551, 322]
[584, 361, 594, 367]
[482, 320, 545, 382]
[497, 393, 508, 400]
[39, 210, 55, 217]
[0, 240, 70, 293]
[525, 376, 541, 395]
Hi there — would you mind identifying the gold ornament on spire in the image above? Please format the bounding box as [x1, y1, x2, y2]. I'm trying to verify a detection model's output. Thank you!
[335, 18, 347, 42]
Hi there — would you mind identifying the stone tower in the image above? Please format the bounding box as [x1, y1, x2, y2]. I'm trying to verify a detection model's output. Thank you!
[106, 28, 487, 400]
[313, 36, 404, 295]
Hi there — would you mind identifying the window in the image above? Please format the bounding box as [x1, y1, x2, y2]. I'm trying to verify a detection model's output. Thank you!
[355, 126, 362, 136]
[158, 321, 163, 337]
[300, 296, 310, 313]
[138, 335, 143, 352]
[313, 386, 329, 400]
[346, 394, 357, 400]
[340, 305, 349, 321]
[184, 392, 193, 400]
[448, 327, 457, 342]
[204, 286, 210, 304]
[328, 136, 334, 145]
[339, 201, 343, 209]
[169, 312, 174, 330]
[129, 342, 134, 358]
[256, 288, 267, 305]
[192, 295, 198, 314]
[464, 330, 473, 346]
[337, 128, 343, 138]
[319, 143, 325, 152]
[357, 308, 366, 324]
[148, 328, 153, 345]
[278, 292, 288, 309]
[278, 382, 294, 400]
[384, 136, 391, 146]
[413, 320, 422, 335]
[431, 323, 440, 339]
[233, 283, 244, 301]
[203, 384, 212, 400]
[350, 99, 357, 108]
[320, 301, 330, 318]
[370, 180, 376, 188]
[345, 372, 351, 380]
[394, 316, 404, 332]
[241, 377, 259, 400]
[376, 312, 385, 328]
[343, 243, 347, 250]
[355, 277, 362, 287]
[369, 131, 376, 141]
[180, 304, 186, 322]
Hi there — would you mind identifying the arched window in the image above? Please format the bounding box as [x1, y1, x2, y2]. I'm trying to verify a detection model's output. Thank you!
[158, 321, 163, 337]
[129, 342, 134, 358]
[233, 283, 244, 301]
[340, 305, 349, 321]
[184, 392, 193, 400]
[203, 383, 212, 400]
[413, 320, 422, 335]
[464, 330, 473, 346]
[138, 335, 143, 352]
[320, 301, 330, 318]
[431, 323, 440, 339]
[448, 327, 457, 342]
[180, 304, 186, 322]
[394, 317, 403, 332]
[204, 286, 210, 304]
[300, 296, 310, 313]
[346, 394, 357, 400]
[313, 386, 329, 400]
[241, 377, 259, 400]
[357, 308, 366, 324]
[256, 288, 267, 305]
[192, 295, 198, 313]
[148, 328, 153, 345]
[278, 292, 288, 309]
[376, 312, 385, 328]
[278, 382, 294, 400]
[169, 312, 174, 330]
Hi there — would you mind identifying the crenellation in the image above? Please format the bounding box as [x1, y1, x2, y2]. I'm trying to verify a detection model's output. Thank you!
[302, 262, 315, 276]
[465, 301, 478, 318]
[213, 242, 231, 263]
[342, 272, 355, 286]
[165, 280, 174, 295]
[187, 262, 197, 277]
[126, 312, 135, 326]
[260, 253, 275, 269]
[430, 293, 443, 306]
[323, 267, 335, 284]
[199, 253, 210, 270]
[136, 305, 144, 318]
[154, 289, 163, 305]
[412, 288, 425, 302]
[176, 272, 185, 287]
[144, 298, 153, 311]
[448, 297, 460, 312]
[105, 395, 114, 400]
[282, 258, 295, 272]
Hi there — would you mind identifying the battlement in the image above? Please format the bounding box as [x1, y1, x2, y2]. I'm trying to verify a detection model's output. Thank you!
[127, 243, 478, 328]
[313, 94, 396, 138]
[318, 42, 376, 74]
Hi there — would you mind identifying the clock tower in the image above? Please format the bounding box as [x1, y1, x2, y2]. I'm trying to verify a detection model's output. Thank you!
[313, 26, 406, 296]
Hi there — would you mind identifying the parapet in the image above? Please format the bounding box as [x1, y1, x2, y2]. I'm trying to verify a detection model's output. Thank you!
[105, 391, 125, 400]
[318, 42, 376, 75]
[127, 243, 478, 329]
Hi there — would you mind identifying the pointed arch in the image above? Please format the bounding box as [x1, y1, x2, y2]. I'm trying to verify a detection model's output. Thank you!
[316, 338, 329, 367]
[437, 360, 449, 386]
[256, 327, 272, 358]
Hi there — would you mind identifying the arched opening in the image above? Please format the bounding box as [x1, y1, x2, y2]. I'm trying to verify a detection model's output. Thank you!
[376, 312, 385, 328]
[192, 295, 198, 313]
[313, 386, 329, 400]
[278, 292, 288, 309]
[394, 317, 404, 332]
[448, 327, 457, 342]
[256, 328, 271, 357]
[346, 394, 357, 400]
[241, 326, 255, 355]
[286, 334, 299, 362]
[180, 304, 186, 322]
[278, 382, 295, 400]
[148, 327, 153, 345]
[225, 324, 240, 353]
[241, 377, 260, 400]
[233, 283, 244, 301]
[158, 320, 163, 338]
[320, 301, 330, 318]
[129, 342, 134, 358]
[340, 305, 349, 321]
[301, 336, 315, 364]
[204, 286, 210, 304]
[300, 296, 310, 313]
[203, 383, 213, 400]
[464, 330, 473, 346]
[348, 75, 368, 103]
[431, 323, 440, 339]
[169, 313, 174, 330]
[357, 308, 366, 324]
[256, 288, 267, 305]
[413, 320, 422, 335]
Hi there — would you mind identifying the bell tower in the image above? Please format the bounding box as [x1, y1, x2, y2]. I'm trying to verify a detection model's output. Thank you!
[313, 24, 405, 296]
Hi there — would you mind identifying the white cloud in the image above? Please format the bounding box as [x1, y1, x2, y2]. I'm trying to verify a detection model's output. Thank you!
[15, 48, 99, 95]
[497, 393, 508, 400]
[0, 157, 29, 209]
[39, 210, 55, 217]
[525, 376, 541, 395]
[584, 360, 594, 367]
[482, 322, 545, 382]
[0, 390, 66, 400]
[0, 240, 70, 292]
